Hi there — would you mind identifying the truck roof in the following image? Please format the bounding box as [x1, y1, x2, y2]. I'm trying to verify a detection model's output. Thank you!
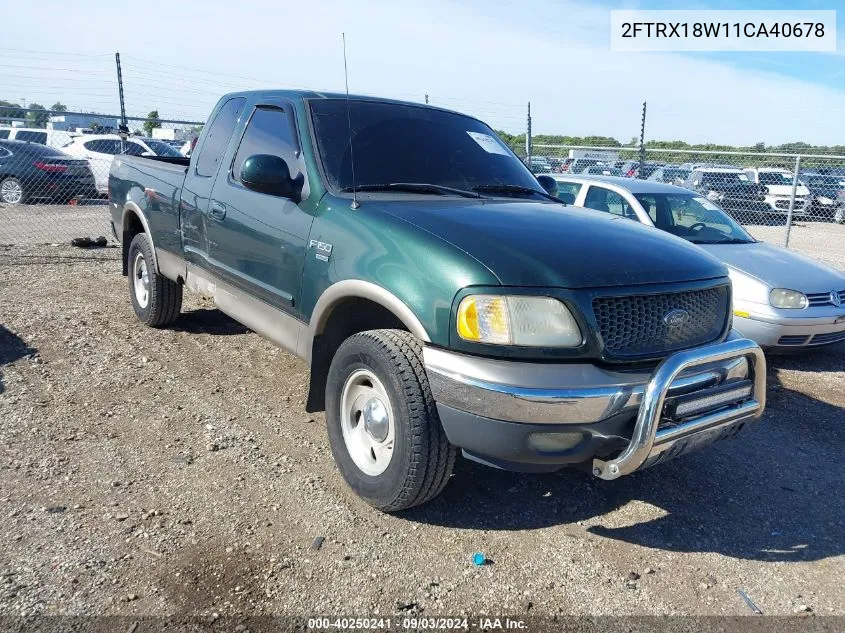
[219, 89, 468, 117]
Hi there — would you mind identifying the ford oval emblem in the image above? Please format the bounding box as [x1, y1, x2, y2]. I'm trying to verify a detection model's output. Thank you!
[663, 309, 690, 327]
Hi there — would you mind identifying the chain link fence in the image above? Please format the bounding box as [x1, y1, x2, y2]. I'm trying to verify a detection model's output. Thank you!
[0, 108, 203, 248]
[530, 145, 845, 271]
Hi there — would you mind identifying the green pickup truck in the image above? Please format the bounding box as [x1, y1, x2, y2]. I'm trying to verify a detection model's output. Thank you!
[108, 90, 766, 511]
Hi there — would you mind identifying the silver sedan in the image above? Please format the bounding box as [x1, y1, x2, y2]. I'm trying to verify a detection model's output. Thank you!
[551, 175, 845, 350]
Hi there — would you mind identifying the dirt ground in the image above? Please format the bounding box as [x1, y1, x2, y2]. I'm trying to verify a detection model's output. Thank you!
[0, 246, 843, 622]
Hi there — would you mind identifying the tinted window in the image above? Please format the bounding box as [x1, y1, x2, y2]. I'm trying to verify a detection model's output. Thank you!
[0, 130, 9, 139]
[310, 99, 539, 194]
[121, 142, 147, 156]
[583, 186, 634, 217]
[231, 107, 296, 182]
[142, 139, 182, 157]
[84, 139, 119, 154]
[758, 171, 794, 186]
[195, 97, 246, 177]
[16, 131, 47, 144]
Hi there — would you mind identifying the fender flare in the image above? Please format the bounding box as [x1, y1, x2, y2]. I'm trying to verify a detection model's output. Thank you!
[121, 201, 158, 272]
[301, 279, 430, 360]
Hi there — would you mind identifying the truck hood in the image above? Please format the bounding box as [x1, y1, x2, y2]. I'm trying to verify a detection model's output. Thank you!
[698, 241, 845, 292]
[374, 199, 727, 288]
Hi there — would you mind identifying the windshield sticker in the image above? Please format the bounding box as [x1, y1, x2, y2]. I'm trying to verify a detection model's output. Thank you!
[467, 132, 510, 156]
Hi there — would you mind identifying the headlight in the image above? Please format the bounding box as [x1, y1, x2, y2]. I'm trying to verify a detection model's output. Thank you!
[770, 288, 808, 309]
[456, 295, 582, 347]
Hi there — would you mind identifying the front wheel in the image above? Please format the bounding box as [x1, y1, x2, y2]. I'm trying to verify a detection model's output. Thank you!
[128, 233, 183, 327]
[325, 329, 456, 512]
[0, 177, 25, 204]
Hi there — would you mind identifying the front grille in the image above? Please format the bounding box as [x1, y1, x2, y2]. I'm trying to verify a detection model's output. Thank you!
[810, 331, 845, 345]
[592, 285, 728, 358]
[806, 290, 845, 307]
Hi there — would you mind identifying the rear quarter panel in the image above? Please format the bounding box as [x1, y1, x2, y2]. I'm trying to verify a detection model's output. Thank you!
[109, 155, 189, 254]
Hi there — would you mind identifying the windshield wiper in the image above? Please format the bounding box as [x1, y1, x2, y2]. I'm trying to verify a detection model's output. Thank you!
[689, 238, 753, 245]
[340, 183, 481, 198]
[471, 184, 560, 203]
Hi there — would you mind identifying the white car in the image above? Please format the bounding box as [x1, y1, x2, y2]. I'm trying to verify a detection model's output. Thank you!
[744, 167, 810, 215]
[60, 134, 182, 194]
[551, 174, 845, 350]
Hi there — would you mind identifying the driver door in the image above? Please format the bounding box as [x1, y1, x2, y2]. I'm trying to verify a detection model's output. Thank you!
[205, 102, 313, 317]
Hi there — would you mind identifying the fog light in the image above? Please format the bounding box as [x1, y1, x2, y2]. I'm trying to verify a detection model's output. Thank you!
[527, 432, 585, 453]
[674, 384, 753, 418]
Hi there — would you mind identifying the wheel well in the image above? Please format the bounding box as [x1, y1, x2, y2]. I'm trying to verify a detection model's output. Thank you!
[305, 297, 409, 413]
[122, 212, 145, 276]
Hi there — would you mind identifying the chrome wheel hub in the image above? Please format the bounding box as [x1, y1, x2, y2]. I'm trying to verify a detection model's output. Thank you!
[133, 252, 150, 309]
[340, 369, 395, 476]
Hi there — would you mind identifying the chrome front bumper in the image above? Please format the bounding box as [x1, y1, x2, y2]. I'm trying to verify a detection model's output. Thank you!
[425, 338, 766, 477]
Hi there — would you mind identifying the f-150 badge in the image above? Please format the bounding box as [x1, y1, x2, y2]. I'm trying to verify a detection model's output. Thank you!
[309, 240, 333, 262]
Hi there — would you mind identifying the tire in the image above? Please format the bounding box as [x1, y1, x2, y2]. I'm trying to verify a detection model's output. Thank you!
[325, 329, 456, 512]
[127, 233, 182, 327]
[0, 177, 25, 204]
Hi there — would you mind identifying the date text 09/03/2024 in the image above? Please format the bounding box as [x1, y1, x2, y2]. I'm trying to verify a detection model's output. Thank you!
[307, 617, 528, 630]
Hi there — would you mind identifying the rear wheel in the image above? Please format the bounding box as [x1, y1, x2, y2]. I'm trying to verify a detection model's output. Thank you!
[128, 233, 182, 327]
[325, 329, 456, 511]
[0, 177, 25, 204]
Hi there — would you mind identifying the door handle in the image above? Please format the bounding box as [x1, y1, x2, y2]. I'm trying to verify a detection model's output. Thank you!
[209, 202, 227, 221]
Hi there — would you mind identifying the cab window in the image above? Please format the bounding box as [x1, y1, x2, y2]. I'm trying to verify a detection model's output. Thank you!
[231, 106, 297, 183]
[195, 97, 246, 177]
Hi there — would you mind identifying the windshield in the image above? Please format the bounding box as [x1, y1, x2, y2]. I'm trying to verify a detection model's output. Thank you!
[634, 192, 755, 244]
[142, 139, 183, 157]
[803, 175, 841, 187]
[758, 171, 794, 186]
[309, 99, 540, 195]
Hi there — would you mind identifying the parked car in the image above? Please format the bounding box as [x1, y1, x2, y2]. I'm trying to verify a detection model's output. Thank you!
[552, 174, 845, 350]
[684, 168, 772, 222]
[0, 126, 74, 148]
[0, 139, 96, 204]
[568, 158, 604, 173]
[61, 134, 182, 194]
[619, 160, 661, 179]
[527, 156, 553, 173]
[743, 167, 811, 216]
[108, 89, 766, 511]
[648, 166, 691, 186]
[581, 165, 623, 176]
[800, 171, 845, 223]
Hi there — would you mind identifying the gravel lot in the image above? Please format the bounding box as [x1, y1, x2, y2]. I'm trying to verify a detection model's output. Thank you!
[0, 245, 843, 621]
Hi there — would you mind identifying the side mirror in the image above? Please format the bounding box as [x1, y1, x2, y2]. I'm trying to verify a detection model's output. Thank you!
[240, 154, 302, 201]
[536, 174, 559, 197]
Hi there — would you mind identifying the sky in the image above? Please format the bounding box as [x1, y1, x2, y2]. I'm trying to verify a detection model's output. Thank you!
[1, 0, 843, 146]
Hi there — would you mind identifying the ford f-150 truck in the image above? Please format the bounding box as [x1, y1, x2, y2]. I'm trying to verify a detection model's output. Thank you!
[109, 90, 767, 511]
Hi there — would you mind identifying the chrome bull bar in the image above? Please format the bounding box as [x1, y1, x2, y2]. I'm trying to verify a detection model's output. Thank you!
[592, 338, 766, 480]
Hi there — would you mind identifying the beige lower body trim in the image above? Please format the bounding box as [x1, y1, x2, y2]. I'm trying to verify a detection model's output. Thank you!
[181, 261, 306, 359]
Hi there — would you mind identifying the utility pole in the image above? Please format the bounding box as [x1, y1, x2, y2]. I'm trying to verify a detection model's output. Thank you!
[637, 101, 647, 178]
[525, 101, 532, 167]
[115, 52, 128, 150]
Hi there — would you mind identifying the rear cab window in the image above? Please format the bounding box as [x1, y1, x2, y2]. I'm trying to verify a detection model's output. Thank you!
[195, 97, 246, 178]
